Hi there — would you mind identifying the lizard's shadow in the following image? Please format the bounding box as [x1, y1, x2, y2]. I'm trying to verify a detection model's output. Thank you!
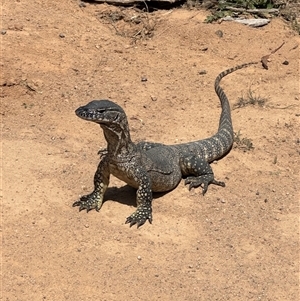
[103, 185, 169, 208]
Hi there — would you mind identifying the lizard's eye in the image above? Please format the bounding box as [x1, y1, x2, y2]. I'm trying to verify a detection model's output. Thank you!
[97, 109, 105, 113]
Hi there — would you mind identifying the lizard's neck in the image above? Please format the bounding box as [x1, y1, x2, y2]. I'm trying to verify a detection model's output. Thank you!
[101, 123, 135, 157]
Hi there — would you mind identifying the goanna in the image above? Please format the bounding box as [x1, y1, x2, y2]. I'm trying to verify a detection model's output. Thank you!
[73, 62, 258, 227]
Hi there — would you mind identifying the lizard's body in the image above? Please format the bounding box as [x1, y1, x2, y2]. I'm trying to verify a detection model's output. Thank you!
[73, 62, 258, 227]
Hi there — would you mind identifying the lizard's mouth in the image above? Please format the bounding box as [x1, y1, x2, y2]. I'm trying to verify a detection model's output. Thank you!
[75, 106, 122, 126]
[76, 107, 95, 120]
[75, 107, 106, 123]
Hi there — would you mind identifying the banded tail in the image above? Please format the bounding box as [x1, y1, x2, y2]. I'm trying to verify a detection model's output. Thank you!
[172, 61, 258, 163]
[210, 62, 258, 160]
[216, 62, 258, 133]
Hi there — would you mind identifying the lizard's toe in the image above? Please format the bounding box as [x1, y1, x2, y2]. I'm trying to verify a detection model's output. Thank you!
[97, 148, 108, 158]
[73, 192, 102, 212]
[185, 175, 225, 195]
[125, 206, 152, 228]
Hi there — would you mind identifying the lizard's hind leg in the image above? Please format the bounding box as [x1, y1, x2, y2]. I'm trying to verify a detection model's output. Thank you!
[180, 156, 225, 195]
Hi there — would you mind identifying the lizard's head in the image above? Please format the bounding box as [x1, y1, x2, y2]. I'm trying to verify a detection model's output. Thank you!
[75, 100, 126, 125]
[75, 100, 131, 145]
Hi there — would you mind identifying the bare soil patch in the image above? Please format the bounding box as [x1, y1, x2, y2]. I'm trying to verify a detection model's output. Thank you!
[1, 1, 299, 300]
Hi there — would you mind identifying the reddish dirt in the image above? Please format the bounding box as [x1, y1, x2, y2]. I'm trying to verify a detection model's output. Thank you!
[1, 1, 299, 300]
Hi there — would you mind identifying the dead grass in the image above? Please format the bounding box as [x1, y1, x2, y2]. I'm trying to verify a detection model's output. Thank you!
[97, 6, 157, 42]
[233, 89, 268, 109]
[234, 130, 254, 151]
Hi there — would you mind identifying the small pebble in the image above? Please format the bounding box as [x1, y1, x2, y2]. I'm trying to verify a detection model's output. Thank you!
[14, 24, 24, 31]
[215, 30, 223, 38]
[137, 255, 141, 260]
[59, 33, 65, 38]
[1, 30, 6, 35]
[282, 60, 289, 65]
[141, 76, 147, 82]
[103, 67, 114, 72]
[199, 70, 207, 75]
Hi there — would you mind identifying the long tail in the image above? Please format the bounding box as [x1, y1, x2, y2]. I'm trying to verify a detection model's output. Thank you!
[171, 61, 258, 163]
[216, 62, 258, 133]
[213, 62, 258, 157]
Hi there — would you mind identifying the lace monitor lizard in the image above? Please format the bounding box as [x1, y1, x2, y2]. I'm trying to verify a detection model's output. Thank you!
[73, 62, 258, 227]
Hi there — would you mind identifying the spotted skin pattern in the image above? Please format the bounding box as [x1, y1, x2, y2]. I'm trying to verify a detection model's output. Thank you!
[73, 62, 258, 227]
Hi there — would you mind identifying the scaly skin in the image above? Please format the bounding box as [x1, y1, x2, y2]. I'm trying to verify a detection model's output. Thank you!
[73, 62, 258, 227]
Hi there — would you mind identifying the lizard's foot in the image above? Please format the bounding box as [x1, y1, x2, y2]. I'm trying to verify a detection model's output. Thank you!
[125, 205, 152, 228]
[73, 192, 102, 212]
[97, 148, 108, 158]
[185, 175, 225, 195]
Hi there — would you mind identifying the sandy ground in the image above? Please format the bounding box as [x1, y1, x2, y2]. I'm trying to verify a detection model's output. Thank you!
[1, 1, 299, 300]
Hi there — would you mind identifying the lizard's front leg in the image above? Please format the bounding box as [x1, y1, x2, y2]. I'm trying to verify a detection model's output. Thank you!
[125, 169, 153, 228]
[73, 157, 110, 212]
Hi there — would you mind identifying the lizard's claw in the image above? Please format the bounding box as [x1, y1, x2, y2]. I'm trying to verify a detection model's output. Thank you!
[125, 206, 152, 228]
[73, 192, 102, 212]
[185, 175, 225, 195]
[97, 148, 108, 158]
